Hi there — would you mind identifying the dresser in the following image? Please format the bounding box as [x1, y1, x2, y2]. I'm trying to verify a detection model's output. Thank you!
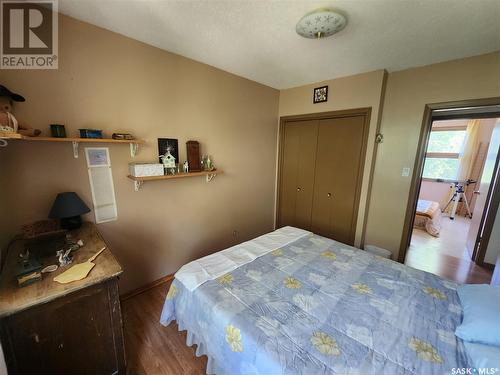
[0, 223, 125, 375]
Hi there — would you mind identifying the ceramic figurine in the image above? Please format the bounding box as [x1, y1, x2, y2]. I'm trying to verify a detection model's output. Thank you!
[57, 249, 73, 266]
[183, 161, 189, 173]
[160, 150, 177, 175]
[0, 85, 41, 136]
[206, 155, 214, 171]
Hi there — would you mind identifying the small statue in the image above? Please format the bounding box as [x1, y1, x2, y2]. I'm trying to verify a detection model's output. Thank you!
[183, 161, 189, 173]
[160, 150, 176, 175]
[57, 249, 73, 266]
[205, 155, 214, 171]
[0, 85, 41, 136]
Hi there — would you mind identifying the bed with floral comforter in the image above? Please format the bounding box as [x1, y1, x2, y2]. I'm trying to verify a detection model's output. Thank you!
[160, 230, 471, 374]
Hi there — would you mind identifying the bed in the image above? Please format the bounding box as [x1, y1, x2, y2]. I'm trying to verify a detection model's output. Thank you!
[160, 227, 471, 374]
[414, 199, 442, 237]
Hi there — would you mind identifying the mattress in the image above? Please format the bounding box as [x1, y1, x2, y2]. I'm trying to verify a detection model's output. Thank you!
[161, 229, 471, 374]
[415, 199, 442, 237]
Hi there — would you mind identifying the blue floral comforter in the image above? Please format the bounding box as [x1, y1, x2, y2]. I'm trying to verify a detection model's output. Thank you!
[160, 232, 471, 374]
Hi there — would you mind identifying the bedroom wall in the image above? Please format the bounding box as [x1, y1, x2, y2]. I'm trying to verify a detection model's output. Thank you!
[365, 51, 500, 260]
[0, 14, 279, 293]
[278, 70, 387, 247]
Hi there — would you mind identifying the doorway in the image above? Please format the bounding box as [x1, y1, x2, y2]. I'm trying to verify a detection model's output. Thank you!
[400, 98, 500, 284]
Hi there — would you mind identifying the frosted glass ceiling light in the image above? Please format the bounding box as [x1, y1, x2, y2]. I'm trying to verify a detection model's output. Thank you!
[296, 9, 347, 39]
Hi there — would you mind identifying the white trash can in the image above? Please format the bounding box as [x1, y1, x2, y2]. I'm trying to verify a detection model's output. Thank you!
[364, 245, 392, 259]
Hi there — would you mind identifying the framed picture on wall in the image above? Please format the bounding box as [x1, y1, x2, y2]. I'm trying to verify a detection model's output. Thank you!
[85, 147, 110, 167]
[158, 138, 179, 164]
[313, 85, 328, 104]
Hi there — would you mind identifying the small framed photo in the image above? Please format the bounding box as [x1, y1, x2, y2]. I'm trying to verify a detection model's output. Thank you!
[313, 85, 328, 104]
[158, 138, 179, 164]
[85, 147, 110, 167]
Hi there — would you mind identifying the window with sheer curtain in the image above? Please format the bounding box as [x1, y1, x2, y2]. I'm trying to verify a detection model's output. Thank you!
[422, 129, 467, 180]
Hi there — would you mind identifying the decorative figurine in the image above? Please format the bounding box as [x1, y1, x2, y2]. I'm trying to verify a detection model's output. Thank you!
[160, 150, 177, 175]
[0, 85, 41, 136]
[183, 161, 189, 173]
[57, 249, 73, 266]
[206, 155, 214, 171]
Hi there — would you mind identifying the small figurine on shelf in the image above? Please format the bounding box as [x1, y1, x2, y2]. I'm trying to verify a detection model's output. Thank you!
[160, 150, 176, 175]
[183, 161, 189, 173]
[0, 85, 41, 136]
[205, 155, 215, 171]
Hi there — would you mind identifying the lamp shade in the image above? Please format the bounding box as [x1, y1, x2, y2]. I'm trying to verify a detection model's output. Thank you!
[49, 192, 90, 219]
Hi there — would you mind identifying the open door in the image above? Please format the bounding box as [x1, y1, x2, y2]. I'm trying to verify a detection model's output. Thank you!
[467, 123, 500, 263]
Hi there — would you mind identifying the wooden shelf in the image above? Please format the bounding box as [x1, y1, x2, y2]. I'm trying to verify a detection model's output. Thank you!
[128, 170, 221, 191]
[0, 131, 22, 139]
[3, 135, 145, 158]
[16, 136, 144, 144]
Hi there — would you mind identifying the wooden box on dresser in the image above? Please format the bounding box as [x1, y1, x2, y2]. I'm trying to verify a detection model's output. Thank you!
[0, 223, 126, 375]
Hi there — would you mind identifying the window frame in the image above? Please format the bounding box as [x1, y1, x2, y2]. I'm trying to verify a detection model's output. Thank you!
[422, 126, 467, 181]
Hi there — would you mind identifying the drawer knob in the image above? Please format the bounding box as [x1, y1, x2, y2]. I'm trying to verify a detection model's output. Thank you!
[327, 193, 332, 198]
[297, 187, 301, 192]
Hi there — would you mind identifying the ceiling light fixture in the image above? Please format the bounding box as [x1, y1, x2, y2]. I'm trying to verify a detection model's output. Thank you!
[296, 9, 347, 39]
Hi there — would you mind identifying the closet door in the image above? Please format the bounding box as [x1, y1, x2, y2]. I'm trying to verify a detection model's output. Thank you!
[278, 120, 318, 230]
[311, 116, 366, 244]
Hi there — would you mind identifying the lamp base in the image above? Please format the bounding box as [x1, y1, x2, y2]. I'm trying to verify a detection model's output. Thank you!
[60, 216, 82, 230]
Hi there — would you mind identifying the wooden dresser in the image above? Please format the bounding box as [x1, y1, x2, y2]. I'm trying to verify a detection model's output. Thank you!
[0, 223, 125, 375]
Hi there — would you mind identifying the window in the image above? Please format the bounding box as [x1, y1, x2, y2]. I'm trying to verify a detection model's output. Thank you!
[422, 129, 467, 180]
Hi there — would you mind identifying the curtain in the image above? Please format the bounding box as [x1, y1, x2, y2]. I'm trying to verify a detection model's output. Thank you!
[457, 119, 480, 181]
[441, 120, 480, 214]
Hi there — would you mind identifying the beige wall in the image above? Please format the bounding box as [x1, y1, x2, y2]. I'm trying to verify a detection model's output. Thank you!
[365, 51, 500, 259]
[0, 15, 279, 293]
[278, 70, 387, 247]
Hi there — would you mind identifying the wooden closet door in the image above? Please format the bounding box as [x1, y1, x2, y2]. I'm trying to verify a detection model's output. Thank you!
[311, 116, 366, 244]
[278, 120, 318, 230]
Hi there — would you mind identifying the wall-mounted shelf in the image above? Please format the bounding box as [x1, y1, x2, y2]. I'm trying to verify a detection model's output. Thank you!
[0, 131, 22, 139]
[4, 135, 145, 158]
[127, 170, 221, 191]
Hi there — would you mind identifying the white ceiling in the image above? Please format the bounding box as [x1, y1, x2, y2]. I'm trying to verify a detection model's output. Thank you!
[59, 0, 500, 89]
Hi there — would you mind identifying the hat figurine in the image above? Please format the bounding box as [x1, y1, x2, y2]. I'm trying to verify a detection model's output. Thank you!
[0, 85, 41, 137]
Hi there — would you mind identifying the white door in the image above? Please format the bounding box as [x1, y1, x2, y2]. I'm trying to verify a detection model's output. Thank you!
[465, 123, 500, 259]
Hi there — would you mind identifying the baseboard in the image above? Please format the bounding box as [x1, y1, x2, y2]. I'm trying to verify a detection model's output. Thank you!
[120, 273, 174, 301]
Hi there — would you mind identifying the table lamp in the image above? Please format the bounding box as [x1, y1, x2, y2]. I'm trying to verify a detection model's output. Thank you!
[49, 192, 91, 230]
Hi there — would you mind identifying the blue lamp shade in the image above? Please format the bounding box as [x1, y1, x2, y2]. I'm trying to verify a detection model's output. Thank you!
[49, 192, 90, 229]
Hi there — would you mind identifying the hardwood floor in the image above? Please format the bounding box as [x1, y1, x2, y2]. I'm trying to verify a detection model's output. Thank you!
[405, 216, 492, 284]
[122, 282, 206, 375]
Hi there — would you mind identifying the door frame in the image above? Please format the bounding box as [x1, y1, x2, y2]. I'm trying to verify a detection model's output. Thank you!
[276, 107, 372, 245]
[398, 97, 500, 264]
[473, 137, 500, 266]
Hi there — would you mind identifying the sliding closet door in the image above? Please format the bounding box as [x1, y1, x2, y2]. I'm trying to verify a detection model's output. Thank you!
[311, 115, 366, 244]
[278, 120, 318, 230]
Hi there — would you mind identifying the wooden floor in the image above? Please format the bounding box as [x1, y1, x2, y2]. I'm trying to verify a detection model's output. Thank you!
[406, 216, 492, 284]
[122, 282, 206, 375]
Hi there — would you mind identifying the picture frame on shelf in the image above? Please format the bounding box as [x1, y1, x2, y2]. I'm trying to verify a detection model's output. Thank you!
[158, 138, 179, 164]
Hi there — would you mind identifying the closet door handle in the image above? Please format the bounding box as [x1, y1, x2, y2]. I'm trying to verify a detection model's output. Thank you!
[327, 193, 332, 198]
